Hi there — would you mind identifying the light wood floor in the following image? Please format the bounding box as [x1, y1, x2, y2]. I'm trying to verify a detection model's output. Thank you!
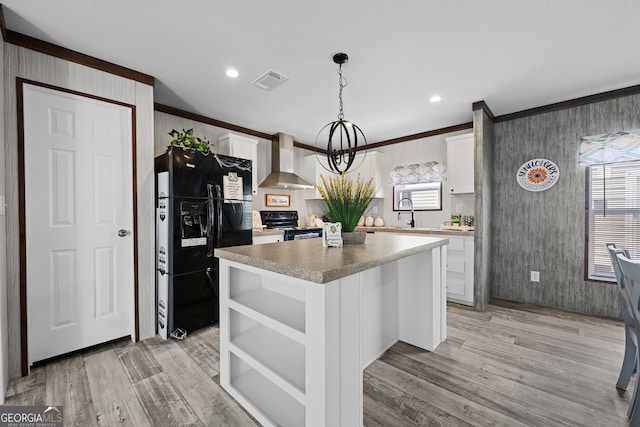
[3, 300, 632, 426]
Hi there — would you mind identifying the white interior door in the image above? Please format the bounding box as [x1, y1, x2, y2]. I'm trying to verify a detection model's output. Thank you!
[23, 83, 134, 365]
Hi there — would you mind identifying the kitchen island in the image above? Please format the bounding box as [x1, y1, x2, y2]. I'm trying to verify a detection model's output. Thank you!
[214, 233, 448, 427]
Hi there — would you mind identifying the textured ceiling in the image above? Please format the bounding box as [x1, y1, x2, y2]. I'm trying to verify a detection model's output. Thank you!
[3, 0, 640, 145]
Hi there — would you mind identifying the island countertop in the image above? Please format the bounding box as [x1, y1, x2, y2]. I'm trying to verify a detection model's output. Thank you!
[214, 232, 448, 284]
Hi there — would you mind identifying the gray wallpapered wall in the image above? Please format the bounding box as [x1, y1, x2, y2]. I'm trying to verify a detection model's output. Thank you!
[490, 94, 640, 318]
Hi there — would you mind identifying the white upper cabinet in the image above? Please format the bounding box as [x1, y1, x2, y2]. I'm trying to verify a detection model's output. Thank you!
[304, 151, 384, 199]
[446, 133, 475, 194]
[303, 154, 328, 199]
[218, 133, 259, 195]
[348, 151, 384, 199]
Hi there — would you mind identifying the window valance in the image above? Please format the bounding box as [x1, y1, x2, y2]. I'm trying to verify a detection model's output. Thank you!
[579, 129, 640, 166]
[579, 129, 640, 217]
[389, 161, 446, 186]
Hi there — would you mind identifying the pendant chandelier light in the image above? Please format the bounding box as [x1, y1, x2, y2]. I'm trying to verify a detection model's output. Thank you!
[315, 53, 366, 174]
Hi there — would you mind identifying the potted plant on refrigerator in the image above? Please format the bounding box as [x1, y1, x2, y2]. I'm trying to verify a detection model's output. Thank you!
[167, 128, 212, 154]
[317, 173, 375, 244]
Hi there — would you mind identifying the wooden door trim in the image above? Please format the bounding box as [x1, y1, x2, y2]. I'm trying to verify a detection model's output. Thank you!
[17, 78, 140, 376]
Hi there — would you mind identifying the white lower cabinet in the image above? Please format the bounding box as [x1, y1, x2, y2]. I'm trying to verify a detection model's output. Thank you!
[443, 235, 474, 305]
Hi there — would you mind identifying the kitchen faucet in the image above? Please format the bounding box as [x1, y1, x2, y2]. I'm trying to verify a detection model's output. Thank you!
[398, 197, 415, 228]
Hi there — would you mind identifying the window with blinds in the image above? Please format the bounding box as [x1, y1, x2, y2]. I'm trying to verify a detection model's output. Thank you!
[393, 182, 442, 211]
[586, 160, 640, 281]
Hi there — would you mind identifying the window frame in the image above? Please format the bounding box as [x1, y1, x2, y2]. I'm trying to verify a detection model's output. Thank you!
[392, 182, 443, 212]
[584, 161, 640, 283]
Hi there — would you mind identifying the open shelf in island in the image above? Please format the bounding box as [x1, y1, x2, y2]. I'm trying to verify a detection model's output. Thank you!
[229, 353, 306, 427]
[229, 309, 306, 395]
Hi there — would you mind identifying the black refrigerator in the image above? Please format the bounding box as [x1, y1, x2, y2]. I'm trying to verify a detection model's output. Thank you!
[155, 147, 252, 339]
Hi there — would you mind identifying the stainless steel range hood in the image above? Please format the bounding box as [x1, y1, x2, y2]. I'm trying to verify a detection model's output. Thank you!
[259, 133, 314, 190]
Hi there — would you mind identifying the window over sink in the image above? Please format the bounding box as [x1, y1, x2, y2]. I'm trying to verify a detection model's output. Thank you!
[393, 182, 442, 211]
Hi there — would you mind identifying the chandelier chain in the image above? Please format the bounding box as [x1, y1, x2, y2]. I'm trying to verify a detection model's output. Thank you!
[337, 64, 348, 121]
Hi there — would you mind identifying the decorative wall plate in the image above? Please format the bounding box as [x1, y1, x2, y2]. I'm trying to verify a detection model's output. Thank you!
[516, 159, 560, 192]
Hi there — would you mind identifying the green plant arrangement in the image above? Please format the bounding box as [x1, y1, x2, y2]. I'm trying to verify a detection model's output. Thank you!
[317, 173, 375, 232]
[168, 128, 212, 154]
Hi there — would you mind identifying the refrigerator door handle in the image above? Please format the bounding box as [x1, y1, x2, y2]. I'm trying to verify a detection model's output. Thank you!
[205, 267, 218, 297]
[215, 184, 223, 248]
[207, 184, 215, 257]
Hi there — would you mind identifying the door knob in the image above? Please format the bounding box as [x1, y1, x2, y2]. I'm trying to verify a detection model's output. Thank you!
[118, 229, 128, 237]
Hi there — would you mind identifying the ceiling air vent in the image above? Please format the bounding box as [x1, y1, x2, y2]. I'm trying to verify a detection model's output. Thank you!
[250, 69, 289, 91]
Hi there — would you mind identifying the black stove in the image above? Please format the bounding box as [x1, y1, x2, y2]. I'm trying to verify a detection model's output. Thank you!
[260, 210, 323, 241]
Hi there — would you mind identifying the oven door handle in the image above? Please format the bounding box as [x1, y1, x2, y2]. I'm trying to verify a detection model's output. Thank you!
[292, 232, 321, 240]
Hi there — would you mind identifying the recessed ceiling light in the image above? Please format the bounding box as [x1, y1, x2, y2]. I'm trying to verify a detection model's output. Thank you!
[430, 95, 442, 103]
[226, 68, 239, 78]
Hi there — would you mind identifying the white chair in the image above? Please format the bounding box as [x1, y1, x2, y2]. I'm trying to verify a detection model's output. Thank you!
[617, 253, 640, 424]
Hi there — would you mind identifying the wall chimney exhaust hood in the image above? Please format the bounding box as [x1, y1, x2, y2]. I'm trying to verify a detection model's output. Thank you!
[259, 133, 314, 190]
